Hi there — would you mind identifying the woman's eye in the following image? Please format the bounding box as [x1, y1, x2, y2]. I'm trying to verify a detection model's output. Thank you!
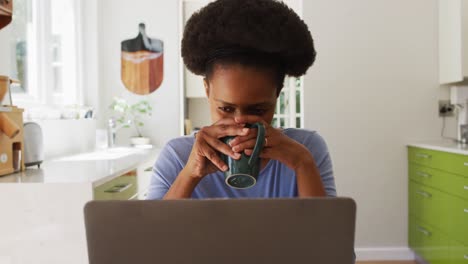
[218, 106, 235, 113]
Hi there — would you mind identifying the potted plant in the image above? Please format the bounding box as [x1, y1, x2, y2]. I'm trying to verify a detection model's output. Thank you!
[109, 97, 152, 146]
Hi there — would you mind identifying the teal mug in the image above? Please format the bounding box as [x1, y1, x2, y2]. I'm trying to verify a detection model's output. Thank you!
[220, 122, 265, 189]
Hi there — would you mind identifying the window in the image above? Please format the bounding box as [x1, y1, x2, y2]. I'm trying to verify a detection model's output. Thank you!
[272, 76, 304, 128]
[8, 0, 31, 94]
[9, 0, 82, 107]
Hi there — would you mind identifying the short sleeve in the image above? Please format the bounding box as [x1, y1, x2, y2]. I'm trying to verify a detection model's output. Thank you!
[299, 130, 337, 197]
[146, 141, 184, 200]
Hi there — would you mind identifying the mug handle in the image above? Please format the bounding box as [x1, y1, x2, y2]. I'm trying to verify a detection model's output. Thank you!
[248, 122, 265, 166]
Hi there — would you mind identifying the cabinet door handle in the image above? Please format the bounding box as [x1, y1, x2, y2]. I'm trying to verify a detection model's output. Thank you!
[129, 192, 139, 200]
[464, 254, 468, 260]
[416, 153, 431, 159]
[416, 171, 431, 178]
[464, 185, 468, 190]
[416, 190, 432, 198]
[416, 226, 431, 236]
[464, 208, 468, 214]
[104, 183, 133, 193]
[464, 162, 468, 167]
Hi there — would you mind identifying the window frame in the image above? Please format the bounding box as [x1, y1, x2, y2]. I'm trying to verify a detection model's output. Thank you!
[273, 76, 304, 129]
[11, 0, 84, 109]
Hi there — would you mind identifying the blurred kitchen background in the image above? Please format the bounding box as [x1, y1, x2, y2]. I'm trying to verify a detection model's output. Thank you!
[0, 0, 467, 263]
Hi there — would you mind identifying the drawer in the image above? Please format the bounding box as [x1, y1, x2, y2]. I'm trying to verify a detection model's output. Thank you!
[94, 170, 138, 200]
[449, 240, 468, 264]
[408, 147, 439, 168]
[409, 163, 468, 200]
[408, 147, 468, 177]
[137, 162, 155, 200]
[409, 163, 451, 192]
[409, 181, 451, 232]
[409, 217, 450, 264]
[449, 195, 468, 245]
[451, 174, 468, 201]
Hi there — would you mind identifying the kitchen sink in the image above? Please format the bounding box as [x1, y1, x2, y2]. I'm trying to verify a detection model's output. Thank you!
[55, 147, 145, 161]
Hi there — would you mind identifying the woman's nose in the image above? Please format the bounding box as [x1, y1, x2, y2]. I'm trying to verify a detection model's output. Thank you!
[233, 113, 250, 124]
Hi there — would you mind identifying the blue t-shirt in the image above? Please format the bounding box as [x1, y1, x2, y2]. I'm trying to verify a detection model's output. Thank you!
[147, 128, 336, 199]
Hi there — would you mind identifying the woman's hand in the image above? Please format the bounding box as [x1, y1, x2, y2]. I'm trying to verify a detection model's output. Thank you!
[228, 116, 312, 171]
[228, 115, 326, 197]
[183, 118, 249, 180]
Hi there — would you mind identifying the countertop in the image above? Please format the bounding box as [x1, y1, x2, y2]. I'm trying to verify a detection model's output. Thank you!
[0, 147, 160, 187]
[407, 139, 468, 155]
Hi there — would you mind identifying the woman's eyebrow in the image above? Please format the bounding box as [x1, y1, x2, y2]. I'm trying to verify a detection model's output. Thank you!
[214, 99, 237, 106]
[214, 99, 273, 107]
[250, 102, 275, 107]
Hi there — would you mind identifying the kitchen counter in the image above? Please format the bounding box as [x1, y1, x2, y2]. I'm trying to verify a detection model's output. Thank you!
[0, 147, 160, 187]
[407, 139, 468, 155]
[0, 147, 161, 264]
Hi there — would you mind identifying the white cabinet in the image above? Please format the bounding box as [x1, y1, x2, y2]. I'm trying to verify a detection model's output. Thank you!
[136, 150, 160, 199]
[439, 0, 468, 84]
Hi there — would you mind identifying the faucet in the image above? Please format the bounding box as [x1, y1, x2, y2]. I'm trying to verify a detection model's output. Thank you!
[107, 117, 132, 148]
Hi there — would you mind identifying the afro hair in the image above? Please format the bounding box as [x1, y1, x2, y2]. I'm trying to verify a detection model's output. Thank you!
[181, 0, 316, 78]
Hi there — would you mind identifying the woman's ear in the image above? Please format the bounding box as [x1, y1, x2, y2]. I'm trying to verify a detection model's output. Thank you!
[203, 78, 210, 98]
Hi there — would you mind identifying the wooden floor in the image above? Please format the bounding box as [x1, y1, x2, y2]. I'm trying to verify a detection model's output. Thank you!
[356, 261, 416, 264]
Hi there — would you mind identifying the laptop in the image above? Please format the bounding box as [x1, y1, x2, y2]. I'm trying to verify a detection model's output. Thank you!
[84, 198, 356, 264]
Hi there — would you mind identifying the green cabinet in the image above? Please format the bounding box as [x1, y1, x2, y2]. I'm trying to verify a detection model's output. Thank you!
[448, 195, 468, 246]
[408, 147, 468, 177]
[408, 147, 468, 264]
[409, 181, 451, 232]
[409, 217, 450, 264]
[93, 170, 138, 200]
[449, 240, 468, 264]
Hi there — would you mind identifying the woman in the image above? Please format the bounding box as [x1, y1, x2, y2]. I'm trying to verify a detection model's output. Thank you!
[147, 0, 336, 199]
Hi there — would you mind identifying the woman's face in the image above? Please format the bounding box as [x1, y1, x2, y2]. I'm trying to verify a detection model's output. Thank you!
[204, 64, 278, 125]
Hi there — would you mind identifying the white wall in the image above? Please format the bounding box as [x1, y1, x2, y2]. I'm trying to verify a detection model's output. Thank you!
[303, 0, 455, 257]
[97, 0, 181, 147]
[187, 98, 210, 130]
[81, 0, 100, 115]
[37, 119, 96, 159]
[0, 25, 12, 76]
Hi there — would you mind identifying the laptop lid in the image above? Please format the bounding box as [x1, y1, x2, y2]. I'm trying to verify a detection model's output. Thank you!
[84, 198, 356, 264]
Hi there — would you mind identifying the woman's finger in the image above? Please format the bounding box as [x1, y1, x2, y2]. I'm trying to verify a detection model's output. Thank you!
[232, 138, 257, 153]
[204, 135, 242, 160]
[229, 128, 258, 146]
[214, 125, 250, 138]
[199, 124, 249, 139]
[244, 133, 274, 155]
[244, 148, 253, 156]
[201, 142, 228, 171]
[231, 123, 274, 143]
